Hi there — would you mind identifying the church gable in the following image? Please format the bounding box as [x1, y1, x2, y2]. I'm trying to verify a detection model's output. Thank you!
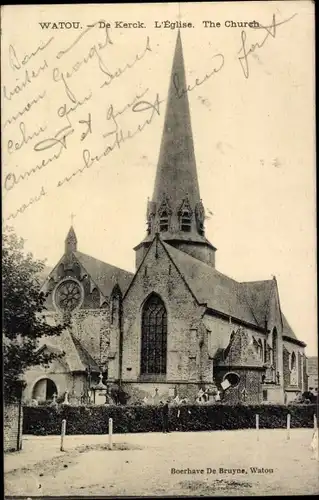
[122, 236, 206, 382]
[222, 327, 264, 368]
[41, 225, 133, 315]
[41, 252, 108, 312]
[124, 235, 200, 310]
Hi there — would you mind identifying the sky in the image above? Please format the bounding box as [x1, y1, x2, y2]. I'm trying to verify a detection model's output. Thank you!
[2, 2, 317, 355]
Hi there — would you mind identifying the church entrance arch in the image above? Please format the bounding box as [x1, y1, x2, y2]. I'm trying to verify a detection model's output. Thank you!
[32, 378, 58, 402]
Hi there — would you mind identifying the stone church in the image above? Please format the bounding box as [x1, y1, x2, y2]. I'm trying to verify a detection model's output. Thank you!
[23, 31, 307, 406]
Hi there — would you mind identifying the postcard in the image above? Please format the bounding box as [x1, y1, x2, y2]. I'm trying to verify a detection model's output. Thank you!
[2, 1, 317, 497]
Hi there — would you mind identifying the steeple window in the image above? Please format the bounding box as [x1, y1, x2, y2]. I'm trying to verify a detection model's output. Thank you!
[158, 197, 172, 233]
[159, 210, 169, 232]
[180, 209, 192, 232]
[179, 198, 192, 232]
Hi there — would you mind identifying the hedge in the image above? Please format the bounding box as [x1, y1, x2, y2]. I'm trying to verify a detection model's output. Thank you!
[23, 404, 317, 435]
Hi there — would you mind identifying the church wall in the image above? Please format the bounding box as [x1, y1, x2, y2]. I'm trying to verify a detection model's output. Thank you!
[23, 362, 88, 404]
[214, 368, 263, 404]
[23, 364, 73, 403]
[122, 240, 207, 387]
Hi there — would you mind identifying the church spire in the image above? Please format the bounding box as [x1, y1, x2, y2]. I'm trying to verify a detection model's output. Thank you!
[134, 31, 217, 269]
[65, 225, 77, 254]
[152, 29, 200, 210]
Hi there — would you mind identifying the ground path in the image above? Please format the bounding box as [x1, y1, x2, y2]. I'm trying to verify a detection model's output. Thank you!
[5, 429, 319, 496]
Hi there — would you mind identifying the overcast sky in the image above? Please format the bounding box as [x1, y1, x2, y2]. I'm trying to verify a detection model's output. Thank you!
[2, 2, 316, 355]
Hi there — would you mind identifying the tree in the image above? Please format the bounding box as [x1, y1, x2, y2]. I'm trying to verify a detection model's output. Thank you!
[3, 226, 66, 402]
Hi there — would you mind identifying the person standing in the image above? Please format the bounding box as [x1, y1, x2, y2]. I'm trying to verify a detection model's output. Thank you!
[162, 400, 170, 433]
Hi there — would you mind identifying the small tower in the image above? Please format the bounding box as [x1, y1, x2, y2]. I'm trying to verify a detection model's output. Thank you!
[134, 30, 217, 268]
[65, 226, 77, 254]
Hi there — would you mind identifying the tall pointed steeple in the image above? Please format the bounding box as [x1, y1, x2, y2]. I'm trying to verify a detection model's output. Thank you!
[152, 29, 200, 209]
[65, 226, 77, 254]
[134, 31, 216, 268]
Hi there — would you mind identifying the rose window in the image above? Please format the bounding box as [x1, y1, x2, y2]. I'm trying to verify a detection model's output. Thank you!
[55, 280, 82, 311]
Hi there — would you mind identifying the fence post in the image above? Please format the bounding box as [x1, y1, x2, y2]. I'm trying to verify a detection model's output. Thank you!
[287, 413, 291, 441]
[60, 419, 66, 452]
[314, 414, 317, 430]
[256, 414, 259, 441]
[109, 418, 113, 450]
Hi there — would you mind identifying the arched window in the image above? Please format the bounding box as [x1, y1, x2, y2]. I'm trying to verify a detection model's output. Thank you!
[258, 339, 263, 360]
[141, 294, 167, 375]
[291, 352, 296, 370]
[290, 351, 298, 385]
[272, 328, 278, 372]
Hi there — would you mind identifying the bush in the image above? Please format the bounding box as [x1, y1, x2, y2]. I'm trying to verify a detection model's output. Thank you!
[22, 403, 317, 436]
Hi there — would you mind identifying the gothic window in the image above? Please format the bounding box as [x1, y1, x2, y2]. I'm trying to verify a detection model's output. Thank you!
[257, 339, 263, 361]
[55, 279, 83, 311]
[291, 352, 296, 370]
[290, 351, 298, 385]
[159, 210, 169, 232]
[141, 294, 167, 375]
[272, 328, 278, 373]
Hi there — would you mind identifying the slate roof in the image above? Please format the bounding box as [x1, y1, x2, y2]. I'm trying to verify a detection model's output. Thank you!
[70, 333, 100, 372]
[240, 280, 274, 326]
[163, 242, 259, 326]
[74, 251, 134, 298]
[281, 313, 298, 341]
[162, 241, 302, 344]
[39, 331, 100, 373]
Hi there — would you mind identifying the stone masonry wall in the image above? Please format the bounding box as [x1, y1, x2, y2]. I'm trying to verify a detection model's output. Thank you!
[4, 403, 23, 452]
[123, 239, 208, 383]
